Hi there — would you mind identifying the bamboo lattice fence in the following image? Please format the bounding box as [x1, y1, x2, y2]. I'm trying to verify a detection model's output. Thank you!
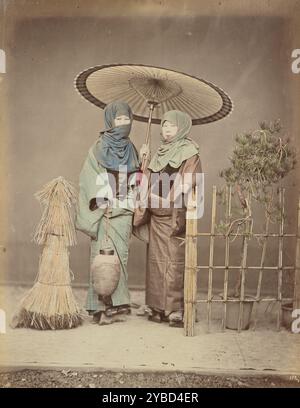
[184, 185, 300, 336]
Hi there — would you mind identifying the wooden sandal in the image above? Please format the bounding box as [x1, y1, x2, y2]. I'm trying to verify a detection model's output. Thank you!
[92, 311, 101, 324]
[168, 311, 184, 328]
[98, 312, 113, 325]
[148, 311, 162, 323]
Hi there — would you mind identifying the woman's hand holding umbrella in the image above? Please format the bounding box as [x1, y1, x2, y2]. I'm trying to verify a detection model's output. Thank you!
[139, 143, 151, 171]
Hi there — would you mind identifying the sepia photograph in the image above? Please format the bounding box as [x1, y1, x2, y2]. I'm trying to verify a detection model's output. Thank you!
[0, 0, 300, 394]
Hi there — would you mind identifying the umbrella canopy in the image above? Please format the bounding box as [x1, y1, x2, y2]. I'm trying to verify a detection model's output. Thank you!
[74, 64, 233, 125]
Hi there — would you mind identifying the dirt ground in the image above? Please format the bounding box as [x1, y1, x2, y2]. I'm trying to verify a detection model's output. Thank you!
[1, 285, 300, 388]
[1, 369, 300, 388]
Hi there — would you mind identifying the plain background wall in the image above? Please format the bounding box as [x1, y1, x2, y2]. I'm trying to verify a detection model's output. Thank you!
[0, 0, 300, 297]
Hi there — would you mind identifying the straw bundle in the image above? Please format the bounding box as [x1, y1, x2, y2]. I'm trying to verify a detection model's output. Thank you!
[33, 176, 78, 246]
[12, 177, 83, 330]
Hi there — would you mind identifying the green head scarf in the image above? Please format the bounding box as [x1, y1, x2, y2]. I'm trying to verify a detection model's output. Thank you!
[147, 110, 199, 172]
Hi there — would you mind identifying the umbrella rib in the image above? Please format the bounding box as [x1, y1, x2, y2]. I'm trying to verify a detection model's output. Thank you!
[177, 92, 221, 116]
[126, 91, 148, 110]
[94, 85, 136, 102]
[88, 78, 131, 92]
[88, 75, 131, 88]
[88, 71, 132, 83]
[120, 65, 148, 79]
[172, 94, 206, 118]
[167, 97, 190, 116]
[89, 86, 131, 99]
[133, 94, 148, 116]
[96, 90, 134, 103]
[173, 76, 222, 102]
[164, 98, 174, 113]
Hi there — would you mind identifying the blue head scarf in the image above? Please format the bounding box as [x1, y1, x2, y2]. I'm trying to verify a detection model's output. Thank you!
[94, 101, 140, 172]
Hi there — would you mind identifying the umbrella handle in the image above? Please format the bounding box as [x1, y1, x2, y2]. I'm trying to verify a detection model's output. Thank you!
[141, 154, 149, 173]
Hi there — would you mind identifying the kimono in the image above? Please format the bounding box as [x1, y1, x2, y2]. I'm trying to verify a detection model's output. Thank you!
[75, 140, 138, 314]
[133, 153, 202, 315]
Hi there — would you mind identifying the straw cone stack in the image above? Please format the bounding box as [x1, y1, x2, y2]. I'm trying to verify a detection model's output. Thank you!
[12, 177, 83, 330]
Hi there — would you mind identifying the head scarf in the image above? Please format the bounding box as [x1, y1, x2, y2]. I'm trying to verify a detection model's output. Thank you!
[147, 110, 199, 172]
[94, 101, 140, 172]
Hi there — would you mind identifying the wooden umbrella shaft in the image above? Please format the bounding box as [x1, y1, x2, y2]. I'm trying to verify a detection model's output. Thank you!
[141, 103, 155, 173]
[145, 103, 155, 145]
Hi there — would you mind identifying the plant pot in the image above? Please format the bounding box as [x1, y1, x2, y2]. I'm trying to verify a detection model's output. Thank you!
[281, 302, 293, 330]
[225, 298, 254, 330]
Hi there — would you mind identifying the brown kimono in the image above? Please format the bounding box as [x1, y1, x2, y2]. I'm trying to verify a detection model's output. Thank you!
[133, 154, 202, 315]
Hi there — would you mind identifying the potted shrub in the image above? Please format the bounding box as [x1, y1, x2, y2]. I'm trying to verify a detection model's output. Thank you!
[216, 120, 297, 330]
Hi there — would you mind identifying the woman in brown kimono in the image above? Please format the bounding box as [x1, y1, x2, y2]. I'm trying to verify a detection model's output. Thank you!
[134, 110, 202, 327]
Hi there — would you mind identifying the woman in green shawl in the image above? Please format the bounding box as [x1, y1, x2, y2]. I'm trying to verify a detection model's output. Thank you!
[134, 110, 202, 327]
[76, 101, 140, 325]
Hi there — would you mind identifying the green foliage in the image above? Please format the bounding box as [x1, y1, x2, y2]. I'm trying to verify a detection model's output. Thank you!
[215, 120, 297, 297]
[220, 119, 296, 189]
[217, 120, 297, 227]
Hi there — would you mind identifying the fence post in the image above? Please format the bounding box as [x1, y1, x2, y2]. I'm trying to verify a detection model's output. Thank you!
[293, 195, 300, 311]
[207, 186, 217, 332]
[277, 188, 285, 330]
[184, 187, 198, 336]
